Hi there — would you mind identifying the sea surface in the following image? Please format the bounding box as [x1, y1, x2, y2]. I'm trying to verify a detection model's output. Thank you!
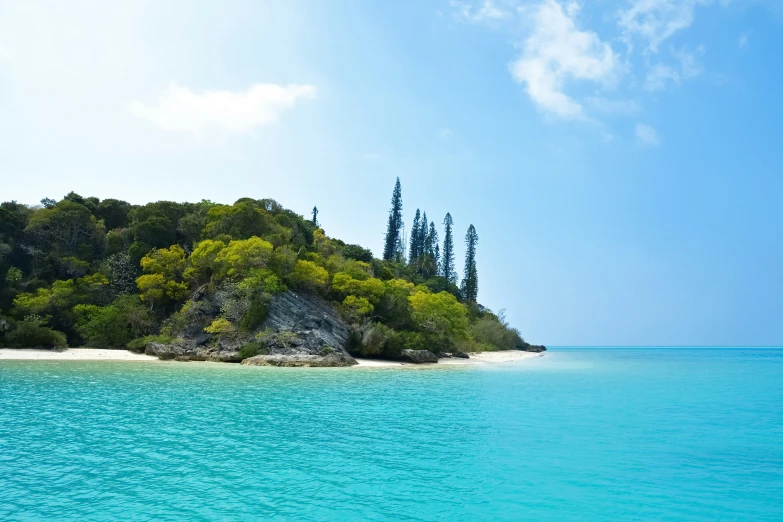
[1, 348, 782, 521]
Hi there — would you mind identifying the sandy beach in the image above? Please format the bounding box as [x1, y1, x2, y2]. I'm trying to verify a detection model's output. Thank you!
[0, 348, 543, 366]
[0, 348, 160, 361]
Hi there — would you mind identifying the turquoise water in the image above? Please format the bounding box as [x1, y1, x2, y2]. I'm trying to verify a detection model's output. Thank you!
[1, 348, 782, 521]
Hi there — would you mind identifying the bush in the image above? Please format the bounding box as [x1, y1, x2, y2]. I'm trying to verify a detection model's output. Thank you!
[468, 315, 525, 351]
[126, 334, 174, 353]
[73, 294, 155, 348]
[238, 341, 267, 359]
[239, 299, 268, 333]
[6, 317, 67, 348]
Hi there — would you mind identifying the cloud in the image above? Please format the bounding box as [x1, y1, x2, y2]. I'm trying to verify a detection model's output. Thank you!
[451, 0, 509, 22]
[645, 46, 704, 90]
[738, 33, 748, 48]
[508, 0, 619, 119]
[129, 82, 317, 133]
[635, 123, 660, 146]
[438, 128, 454, 137]
[618, 0, 706, 53]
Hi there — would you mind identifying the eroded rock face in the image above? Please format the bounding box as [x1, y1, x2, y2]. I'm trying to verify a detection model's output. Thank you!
[399, 349, 439, 364]
[144, 291, 357, 366]
[145, 342, 241, 362]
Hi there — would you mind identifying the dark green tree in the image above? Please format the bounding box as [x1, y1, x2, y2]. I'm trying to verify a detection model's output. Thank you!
[419, 211, 428, 258]
[311, 206, 319, 227]
[461, 224, 479, 302]
[440, 213, 456, 284]
[382, 178, 403, 261]
[409, 209, 421, 264]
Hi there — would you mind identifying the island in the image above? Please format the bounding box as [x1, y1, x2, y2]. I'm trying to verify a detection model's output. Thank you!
[0, 179, 544, 366]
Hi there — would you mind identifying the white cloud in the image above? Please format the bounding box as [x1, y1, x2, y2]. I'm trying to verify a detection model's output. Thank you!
[452, 0, 509, 22]
[509, 0, 619, 119]
[439, 128, 454, 137]
[635, 123, 660, 146]
[128, 82, 317, 133]
[738, 34, 748, 48]
[618, 0, 706, 53]
[645, 46, 703, 90]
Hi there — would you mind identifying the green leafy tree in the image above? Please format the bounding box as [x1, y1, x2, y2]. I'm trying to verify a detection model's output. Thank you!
[408, 289, 468, 340]
[383, 178, 403, 261]
[311, 206, 319, 226]
[461, 225, 479, 302]
[288, 260, 329, 292]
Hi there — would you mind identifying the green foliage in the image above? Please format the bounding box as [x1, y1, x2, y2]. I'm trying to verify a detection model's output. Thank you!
[238, 341, 267, 359]
[341, 295, 374, 323]
[341, 244, 373, 262]
[126, 335, 174, 353]
[213, 237, 273, 280]
[383, 178, 403, 261]
[461, 224, 479, 302]
[408, 289, 468, 340]
[331, 273, 385, 303]
[288, 260, 329, 292]
[6, 316, 67, 348]
[204, 317, 236, 339]
[74, 294, 155, 348]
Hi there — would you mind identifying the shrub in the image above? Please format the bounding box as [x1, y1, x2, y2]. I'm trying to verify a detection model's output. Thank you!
[238, 341, 267, 359]
[239, 299, 268, 333]
[288, 260, 328, 292]
[6, 317, 67, 348]
[126, 335, 174, 353]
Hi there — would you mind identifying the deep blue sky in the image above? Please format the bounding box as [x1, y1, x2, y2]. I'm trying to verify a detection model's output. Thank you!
[1, 0, 781, 345]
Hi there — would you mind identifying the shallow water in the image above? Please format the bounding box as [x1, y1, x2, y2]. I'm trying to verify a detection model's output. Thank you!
[1, 348, 782, 521]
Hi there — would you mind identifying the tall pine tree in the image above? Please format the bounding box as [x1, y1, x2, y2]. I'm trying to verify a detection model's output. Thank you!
[440, 213, 456, 283]
[461, 224, 479, 302]
[382, 178, 403, 261]
[408, 209, 421, 264]
[426, 221, 438, 259]
[311, 206, 319, 227]
[419, 211, 428, 258]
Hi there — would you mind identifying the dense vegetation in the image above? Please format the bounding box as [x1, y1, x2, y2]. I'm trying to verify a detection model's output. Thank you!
[0, 180, 538, 357]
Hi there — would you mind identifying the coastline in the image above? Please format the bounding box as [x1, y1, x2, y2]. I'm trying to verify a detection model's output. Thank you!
[0, 348, 543, 366]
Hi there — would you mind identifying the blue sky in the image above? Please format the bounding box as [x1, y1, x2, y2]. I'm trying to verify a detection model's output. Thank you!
[1, 0, 781, 346]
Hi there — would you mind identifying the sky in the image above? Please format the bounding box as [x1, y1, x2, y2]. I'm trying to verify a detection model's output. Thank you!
[1, 0, 781, 346]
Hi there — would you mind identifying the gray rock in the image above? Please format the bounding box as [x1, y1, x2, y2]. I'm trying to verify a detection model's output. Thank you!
[241, 351, 357, 367]
[145, 341, 241, 362]
[400, 349, 439, 364]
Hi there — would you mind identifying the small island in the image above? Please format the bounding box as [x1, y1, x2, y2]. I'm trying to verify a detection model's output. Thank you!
[0, 179, 544, 366]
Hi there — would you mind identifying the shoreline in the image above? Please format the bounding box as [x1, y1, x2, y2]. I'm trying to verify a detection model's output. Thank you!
[0, 348, 543, 366]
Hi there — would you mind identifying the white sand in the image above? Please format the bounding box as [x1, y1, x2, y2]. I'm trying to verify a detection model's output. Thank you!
[0, 348, 159, 361]
[355, 350, 542, 367]
[0, 348, 542, 366]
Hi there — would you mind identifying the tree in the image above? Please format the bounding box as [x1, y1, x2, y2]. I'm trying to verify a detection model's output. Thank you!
[461, 224, 479, 302]
[440, 213, 456, 284]
[382, 178, 403, 261]
[419, 211, 428, 259]
[408, 209, 421, 264]
[311, 206, 319, 227]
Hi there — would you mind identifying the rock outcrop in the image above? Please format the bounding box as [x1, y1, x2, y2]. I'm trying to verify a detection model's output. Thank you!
[145, 341, 241, 362]
[242, 350, 356, 367]
[399, 349, 438, 364]
[145, 291, 357, 367]
[524, 345, 547, 353]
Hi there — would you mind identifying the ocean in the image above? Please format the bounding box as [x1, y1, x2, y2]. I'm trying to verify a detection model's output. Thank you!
[1, 348, 782, 521]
